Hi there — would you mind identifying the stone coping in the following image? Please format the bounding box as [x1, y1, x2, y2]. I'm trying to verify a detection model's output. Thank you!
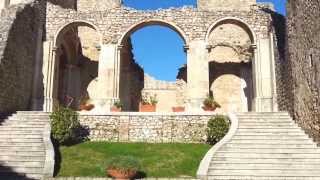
[43, 123, 55, 178]
[46, 178, 198, 180]
[196, 112, 239, 179]
[78, 111, 224, 116]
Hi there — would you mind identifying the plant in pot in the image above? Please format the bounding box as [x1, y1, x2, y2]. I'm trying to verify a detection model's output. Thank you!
[79, 96, 95, 111]
[111, 100, 123, 112]
[106, 156, 141, 180]
[202, 95, 221, 111]
[139, 93, 158, 112]
[172, 106, 185, 112]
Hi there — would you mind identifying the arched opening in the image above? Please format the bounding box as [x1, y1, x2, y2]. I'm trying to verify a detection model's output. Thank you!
[207, 19, 255, 112]
[118, 21, 188, 112]
[54, 22, 101, 111]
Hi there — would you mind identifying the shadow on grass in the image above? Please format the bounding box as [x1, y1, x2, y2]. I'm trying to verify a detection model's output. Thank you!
[52, 125, 90, 177]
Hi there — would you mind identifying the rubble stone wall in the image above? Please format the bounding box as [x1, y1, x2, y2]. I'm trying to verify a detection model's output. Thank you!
[79, 113, 219, 143]
[0, 1, 45, 114]
[285, 0, 320, 143]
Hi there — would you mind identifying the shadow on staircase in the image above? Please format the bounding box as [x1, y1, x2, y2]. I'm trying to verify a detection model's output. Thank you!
[0, 163, 36, 180]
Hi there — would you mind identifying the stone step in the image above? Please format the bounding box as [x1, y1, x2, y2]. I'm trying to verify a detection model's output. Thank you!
[0, 127, 44, 131]
[209, 163, 320, 170]
[0, 155, 44, 162]
[0, 138, 43, 143]
[0, 151, 45, 156]
[0, 146, 44, 151]
[224, 143, 317, 148]
[0, 134, 43, 139]
[238, 121, 295, 125]
[207, 176, 320, 180]
[0, 124, 45, 128]
[0, 142, 43, 147]
[207, 169, 320, 177]
[215, 152, 320, 159]
[2, 161, 44, 168]
[235, 132, 307, 136]
[229, 139, 314, 144]
[211, 157, 320, 163]
[0, 130, 44, 134]
[237, 128, 302, 132]
[0, 166, 43, 174]
[238, 125, 300, 129]
[232, 135, 310, 140]
[218, 147, 320, 154]
[237, 117, 292, 120]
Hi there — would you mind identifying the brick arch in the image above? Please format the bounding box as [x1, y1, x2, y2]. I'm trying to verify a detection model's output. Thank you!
[205, 17, 256, 44]
[118, 19, 190, 46]
[54, 20, 102, 46]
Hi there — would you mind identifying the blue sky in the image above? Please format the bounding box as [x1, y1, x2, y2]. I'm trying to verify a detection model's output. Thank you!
[123, 0, 286, 81]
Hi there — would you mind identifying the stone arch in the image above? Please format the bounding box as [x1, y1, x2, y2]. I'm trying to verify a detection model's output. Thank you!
[205, 17, 256, 44]
[118, 19, 189, 46]
[206, 18, 255, 112]
[54, 21, 102, 46]
[53, 20, 102, 111]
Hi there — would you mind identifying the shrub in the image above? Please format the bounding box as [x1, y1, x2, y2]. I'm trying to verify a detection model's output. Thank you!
[206, 115, 230, 145]
[50, 106, 81, 145]
[105, 156, 141, 172]
[113, 100, 123, 109]
[203, 94, 221, 108]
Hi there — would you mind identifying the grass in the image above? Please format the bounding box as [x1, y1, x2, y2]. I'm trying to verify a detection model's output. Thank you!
[57, 142, 211, 178]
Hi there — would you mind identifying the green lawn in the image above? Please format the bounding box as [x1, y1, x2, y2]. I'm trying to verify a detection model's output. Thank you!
[57, 142, 211, 178]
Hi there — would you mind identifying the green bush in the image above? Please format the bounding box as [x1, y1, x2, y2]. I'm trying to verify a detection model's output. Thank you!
[105, 155, 141, 172]
[206, 116, 230, 145]
[50, 106, 81, 145]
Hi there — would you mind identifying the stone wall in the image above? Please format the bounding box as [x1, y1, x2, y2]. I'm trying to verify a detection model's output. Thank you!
[79, 113, 218, 143]
[0, 1, 45, 114]
[198, 0, 256, 11]
[285, 0, 320, 143]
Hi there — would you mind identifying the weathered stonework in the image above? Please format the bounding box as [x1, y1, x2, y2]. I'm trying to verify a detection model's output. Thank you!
[0, 0, 282, 114]
[0, 1, 45, 114]
[281, 0, 320, 143]
[79, 113, 217, 143]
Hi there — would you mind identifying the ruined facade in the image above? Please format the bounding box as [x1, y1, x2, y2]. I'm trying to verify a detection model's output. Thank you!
[0, 0, 282, 114]
[282, 0, 320, 142]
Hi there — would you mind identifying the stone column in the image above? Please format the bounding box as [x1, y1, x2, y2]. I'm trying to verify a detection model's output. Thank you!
[0, 0, 9, 10]
[89, 43, 118, 113]
[186, 40, 209, 111]
[253, 37, 274, 112]
[42, 41, 57, 112]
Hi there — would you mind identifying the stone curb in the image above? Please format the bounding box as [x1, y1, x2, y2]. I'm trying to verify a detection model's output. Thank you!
[43, 123, 55, 177]
[196, 112, 239, 179]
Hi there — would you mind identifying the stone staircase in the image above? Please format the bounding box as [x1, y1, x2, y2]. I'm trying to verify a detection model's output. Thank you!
[207, 112, 320, 180]
[0, 111, 53, 179]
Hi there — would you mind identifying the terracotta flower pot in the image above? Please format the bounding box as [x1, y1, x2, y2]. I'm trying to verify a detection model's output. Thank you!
[172, 106, 185, 112]
[202, 105, 217, 112]
[139, 104, 156, 112]
[111, 106, 122, 112]
[107, 168, 137, 180]
[79, 104, 94, 111]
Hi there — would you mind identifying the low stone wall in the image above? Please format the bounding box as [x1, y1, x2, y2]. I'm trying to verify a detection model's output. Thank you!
[79, 113, 218, 143]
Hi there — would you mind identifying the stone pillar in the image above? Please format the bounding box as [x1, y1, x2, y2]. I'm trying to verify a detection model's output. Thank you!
[89, 43, 118, 113]
[42, 41, 57, 112]
[186, 40, 209, 111]
[0, 0, 9, 11]
[253, 37, 274, 112]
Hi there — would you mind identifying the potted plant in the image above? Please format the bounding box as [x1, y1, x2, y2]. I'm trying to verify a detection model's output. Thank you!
[139, 94, 158, 112]
[106, 156, 141, 180]
[111, 100, 123, 112]
[202, 95, 221, 111]
[79, 96, 94, 111]
[172, 106, 185, 112]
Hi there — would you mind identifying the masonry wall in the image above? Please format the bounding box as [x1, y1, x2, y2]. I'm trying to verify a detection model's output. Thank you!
[79, 113, 218, 143]
[285, 0, 320, 143]
[0, 1, 45, 114]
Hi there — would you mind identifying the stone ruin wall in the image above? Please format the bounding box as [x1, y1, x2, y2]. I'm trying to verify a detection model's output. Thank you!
[79, 113, 216, 143]
[284, 0, 320, 143]
[0, 0, 45, 115]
